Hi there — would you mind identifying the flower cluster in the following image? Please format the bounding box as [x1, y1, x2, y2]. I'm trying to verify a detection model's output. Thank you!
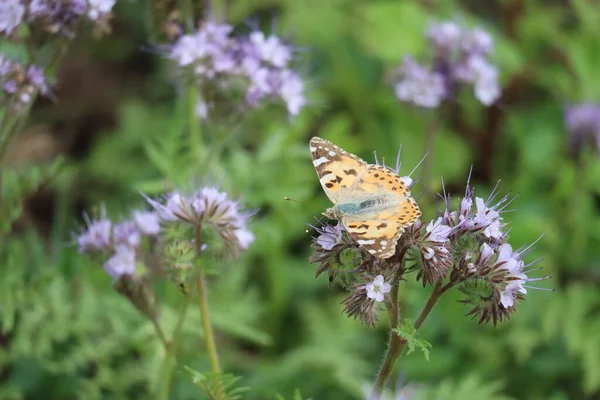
[310, 149, 547, 326]
[143, 187, 255, 255]
[78, 209, 160, 279]
[564, 103, 600, 156]
[168, 20, 305, 118]
[393, 21, 500, 108]
[0, 56, 49, 112]
[0, 0, 116, 38]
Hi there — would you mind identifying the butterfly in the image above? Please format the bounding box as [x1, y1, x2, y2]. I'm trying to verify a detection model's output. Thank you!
[310, 137, 421, 258]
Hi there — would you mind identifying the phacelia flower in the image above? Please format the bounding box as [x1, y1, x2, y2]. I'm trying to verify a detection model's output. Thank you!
[86, 0, 116, 21]
[316, 222, 344, 250]
[0, 0, 25, 35]
[167, 19, 305, 118]
[394, 57, 446, 108]
[0, 56, 49, 112]
[78, 215, 112, 252]
[104, 245, 136, 279]
[393, 21, 500, 108]
[134, 211, 160, 236]
[564, 103, 600, 156]
[144, 187, 255, 255]
[113, 220, 141, 248]
[365, 275, 391, 302]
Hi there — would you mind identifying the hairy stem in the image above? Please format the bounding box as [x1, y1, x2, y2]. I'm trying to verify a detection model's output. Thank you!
[370, 280, 448, 399]
[158, 293, 191, 400]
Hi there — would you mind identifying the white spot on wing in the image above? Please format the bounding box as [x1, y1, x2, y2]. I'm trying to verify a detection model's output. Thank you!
[310, 146, 317, 152]
[313, 157, 329, 167]
[328, 151, 336, 156]
[380, 240, 388, 245]
[357, 239, 376, 245]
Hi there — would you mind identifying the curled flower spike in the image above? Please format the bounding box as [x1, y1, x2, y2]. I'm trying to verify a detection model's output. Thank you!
[143, 187, 255, 256]
[393, 21, 500, 107]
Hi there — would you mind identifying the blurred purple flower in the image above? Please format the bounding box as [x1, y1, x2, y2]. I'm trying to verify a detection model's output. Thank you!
[0, 0, 25, 35]
[144, 187, 255, 254]
[394, 57, 446, 108]
[394, 21, 500, 108]
[113, 220, 141, 248]
[78, 216, 112, 253]
[565, 103, 600, 155]
[133, 211, 160, 236]
[104, 246, 137, 279]
[168, 20, 305, 118]
[86, 0, 116, 21]
[316, 222, 344, 250]
[0, 56, 49, 112]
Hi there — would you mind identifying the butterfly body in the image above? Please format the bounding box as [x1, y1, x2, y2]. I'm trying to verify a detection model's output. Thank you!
[310, 137, 421, 258]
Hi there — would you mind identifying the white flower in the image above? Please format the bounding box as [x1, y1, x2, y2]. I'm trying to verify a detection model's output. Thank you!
[317, 223, 344, 250]
[500, 280, 526, 308]
[472, 197, 503, 238]
[365, 275, 391, 302]
[479, 243, 494, 263]
[425, 217, 451, 243]
[0, 0, 25, 35]
[496, 243, 517, 273]
[104, 246, 136, 279]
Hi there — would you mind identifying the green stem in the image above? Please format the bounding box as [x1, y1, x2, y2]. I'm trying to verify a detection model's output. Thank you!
[150, 315, 170, 350]
[158, 293, 191, 400]
[194, 225, 222, 374]
[187, 86, 203, 160]
[197, 267, 221, 373]
[370, 280, 448, 399]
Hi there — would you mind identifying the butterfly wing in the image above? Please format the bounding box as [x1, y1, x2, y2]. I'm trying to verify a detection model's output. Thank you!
[310, 137, 368, 204]
[343, 165, 421, 258]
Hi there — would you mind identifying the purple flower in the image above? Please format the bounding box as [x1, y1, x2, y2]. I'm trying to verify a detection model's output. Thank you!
[104, 246, 137, 279]
[167, 20, 305, 118]
[316, 222, 344, 250]
[0, 56, 49, 111]
[394, 57, 446, 108]
[0, 0, 25, 35]
[425, 217, 451, 243]
[144, 187, 255, 254]
[394, 21, 500, 107]
[113, 220, 141, 248]
[565, 103, 600, 155]
[133, 211, 160, 236]
[78, 217, 112, 253]
[249, 31, 292, 68]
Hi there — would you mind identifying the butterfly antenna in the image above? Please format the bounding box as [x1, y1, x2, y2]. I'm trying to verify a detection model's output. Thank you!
[415, 184, 431, 202]
[373, 151, 379, 165]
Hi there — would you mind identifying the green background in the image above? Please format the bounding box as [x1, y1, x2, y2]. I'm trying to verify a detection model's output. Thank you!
[2, 0, 600, 399]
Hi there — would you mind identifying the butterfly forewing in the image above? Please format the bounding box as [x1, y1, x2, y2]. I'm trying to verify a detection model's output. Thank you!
[310, 137, 368, 204]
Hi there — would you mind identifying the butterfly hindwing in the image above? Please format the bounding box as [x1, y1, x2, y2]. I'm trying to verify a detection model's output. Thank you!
[310, 137, 367, 204]
[343, 218, 406, 258]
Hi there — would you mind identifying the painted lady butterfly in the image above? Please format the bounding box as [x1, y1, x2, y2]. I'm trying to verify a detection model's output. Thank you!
[310, 137, 421, 258]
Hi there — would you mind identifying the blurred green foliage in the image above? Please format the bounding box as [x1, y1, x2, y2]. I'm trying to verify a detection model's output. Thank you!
[2, 0, 600, 399]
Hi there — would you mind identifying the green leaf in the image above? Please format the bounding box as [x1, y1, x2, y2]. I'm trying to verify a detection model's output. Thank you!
[394, 318, 432, 361]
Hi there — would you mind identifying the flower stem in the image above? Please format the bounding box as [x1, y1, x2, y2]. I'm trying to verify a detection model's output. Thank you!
[197, 267, 221, 373]
[150, 315, 170, 350]
[158, 293, 191, 400]
[370, 280, 448, 399]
